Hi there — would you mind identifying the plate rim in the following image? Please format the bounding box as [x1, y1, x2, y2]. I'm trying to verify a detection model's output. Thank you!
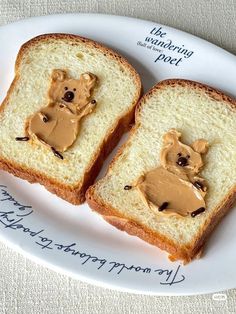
[0, 12, 235, 59]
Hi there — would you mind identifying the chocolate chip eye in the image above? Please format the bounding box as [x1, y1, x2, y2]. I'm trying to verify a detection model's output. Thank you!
[177, 153, 182, 157]
[64, 87, 68, 90]
[187, 155, 190, 159]
[73, 88, 76, 91]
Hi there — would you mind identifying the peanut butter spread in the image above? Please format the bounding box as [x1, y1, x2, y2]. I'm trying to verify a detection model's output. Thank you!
[134, 129, 209, 217]
[26, 69, 97, 153]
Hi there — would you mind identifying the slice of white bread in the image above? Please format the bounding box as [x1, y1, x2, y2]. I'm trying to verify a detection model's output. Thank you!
[0, 34, 141, 204]
[86, 79, 236, 263]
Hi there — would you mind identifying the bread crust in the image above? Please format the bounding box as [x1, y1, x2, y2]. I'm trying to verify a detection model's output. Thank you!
[0, 34, 142, 204]
[86, 79, 236, 263]
[87, 187, 236, 263]
[135, 78, 236, 119]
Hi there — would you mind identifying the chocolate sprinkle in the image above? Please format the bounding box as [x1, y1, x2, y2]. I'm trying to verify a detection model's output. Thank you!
[15, 136, 29, 141]
[193, 181, 204, 190]
[43, 115, 49, 123]
[158, 202, 169, 211]
[191, 207, 205, 217]
[124, 185, 132, 190]
[51, 147, 63, 160]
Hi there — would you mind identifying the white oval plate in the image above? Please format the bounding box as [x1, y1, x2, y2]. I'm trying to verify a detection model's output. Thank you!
[0, 14, 235, 296]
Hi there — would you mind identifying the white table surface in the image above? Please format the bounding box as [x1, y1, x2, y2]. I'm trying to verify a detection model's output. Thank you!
[0, 1, 235, 313]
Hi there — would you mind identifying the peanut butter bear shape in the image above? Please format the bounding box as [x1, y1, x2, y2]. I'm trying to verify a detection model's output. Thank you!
[18, 69, 97, 159]
[131, 129, 209, 217]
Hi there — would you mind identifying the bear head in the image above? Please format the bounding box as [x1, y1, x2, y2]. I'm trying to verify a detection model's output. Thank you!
[160, 129, 208, 177]
[48, 69, 97, 108]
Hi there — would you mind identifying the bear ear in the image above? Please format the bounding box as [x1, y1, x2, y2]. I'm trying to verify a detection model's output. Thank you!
[163, 129, 181, 145]
[81, 72, 97, 88]
[191, 139, 208, 154]
[51, 69, 67, 82]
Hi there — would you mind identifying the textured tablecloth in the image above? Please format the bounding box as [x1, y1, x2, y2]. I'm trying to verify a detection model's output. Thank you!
[0, 1, 235, 313]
